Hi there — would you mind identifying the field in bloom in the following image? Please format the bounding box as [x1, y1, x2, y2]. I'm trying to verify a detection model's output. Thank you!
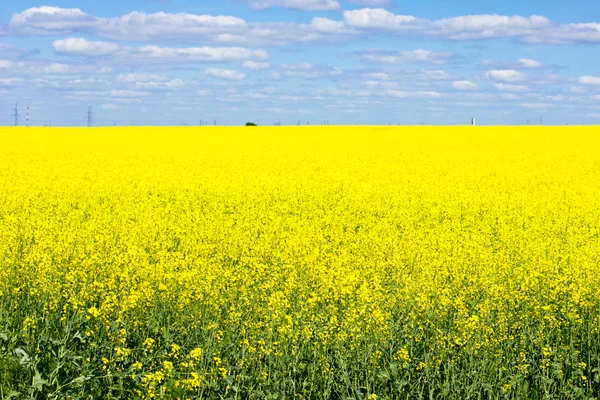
[1, 126, 600, 399]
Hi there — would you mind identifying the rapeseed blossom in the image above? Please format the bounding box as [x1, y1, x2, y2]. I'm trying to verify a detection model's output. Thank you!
[0, 126, 599, 398]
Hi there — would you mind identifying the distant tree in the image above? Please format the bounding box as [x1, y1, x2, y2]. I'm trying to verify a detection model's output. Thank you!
[246, 122, 257, 126]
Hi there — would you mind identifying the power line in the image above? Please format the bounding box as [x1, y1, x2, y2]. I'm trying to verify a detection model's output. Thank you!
[11, 103, 19, 127]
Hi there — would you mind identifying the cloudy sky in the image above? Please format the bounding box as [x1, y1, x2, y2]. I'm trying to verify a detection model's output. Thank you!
[1, 0, 600, 126]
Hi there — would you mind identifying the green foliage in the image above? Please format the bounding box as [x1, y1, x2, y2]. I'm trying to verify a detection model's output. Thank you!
[245, 122, 257, 126]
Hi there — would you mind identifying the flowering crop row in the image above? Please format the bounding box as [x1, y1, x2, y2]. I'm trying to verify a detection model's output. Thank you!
[1, 127, 599, 398]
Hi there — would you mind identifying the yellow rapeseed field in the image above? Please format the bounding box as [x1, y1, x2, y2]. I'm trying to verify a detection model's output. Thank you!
[1, 126, 599, 399]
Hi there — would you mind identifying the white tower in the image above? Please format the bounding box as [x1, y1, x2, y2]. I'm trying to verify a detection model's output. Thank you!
[471, 117, 476, 126]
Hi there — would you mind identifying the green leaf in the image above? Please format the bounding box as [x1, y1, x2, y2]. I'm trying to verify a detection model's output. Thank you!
[14, 348, 30, 365]
[32, 370, 49, 392]
[73, 331, 85, 342]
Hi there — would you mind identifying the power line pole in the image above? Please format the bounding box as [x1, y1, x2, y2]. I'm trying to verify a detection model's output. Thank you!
[26, 105, 29, 128]
[12, 103, 18, 127]
[87, 106, 93, 127]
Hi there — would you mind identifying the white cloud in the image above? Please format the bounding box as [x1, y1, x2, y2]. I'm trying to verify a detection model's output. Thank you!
[206, 68, 246, 80]
[452, 80, 478, 90]
[520, 103, 552, 109]
[9, 7, 353, 46]
[0, 77, 25, 87]
[9, 6, 98, 35]
[362, 80, 399, 89]
[310, 17, 349, 34]
[579, 76, 600, 85]
[9, 6, 600, 46]
[101, 103, 120, 110]
[485, 69, 525, 82]
[53, 37, 119, 56]
[51, 38, 269, 65]
[494, 83, 529, 92]
[386, 90, 442, 99]
[519, 58, 542, 68]
[343, 8, 421, 31]
[0, 60, 110, 77]
[522, 22, 600, 44]
[280, 63, 343, 79]
[569, 86, 586, 93]
[500, 93, 521, 100]
[420, 70, 451, 80]
[242, 61, 270, 70]
[354, 49, 454, 64]
[116, 73, 169, 83]
[0, 43, 37, 59]
[36, 77, 107, 90]
[341, 8, 600, 44]
[135, 79, 186, 91]
[347, 0, 390, 6]
[136, 45, 268, 62]
[243, 0, 340, 11]
[343, 9, 551, 40]
[363, 72, 390, 80]
[482, 58, 553, 70]
[109, 90, 150, 98]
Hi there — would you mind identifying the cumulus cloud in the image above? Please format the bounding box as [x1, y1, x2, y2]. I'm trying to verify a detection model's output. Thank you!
[0, 77, 25, 87]
[420, 70, 451, 80]
[518, 58, 542, 68]
[0, 59, 113, 78]
[11, 6, 600, 46]
[279, 63, 344, 79]
[353, 49, 455, 64]
[569, 86, 586, 94]
[520, 103, 552, 109]
[343, 9, 551, 38]
[205, 68, 246, 80]
[241, 0, 340, 11]
[494, 83, 529, 92]
[342, 8, 600, 44]
[579, 76, 600, 85]
[310, 17, 350, 34]
[135, 79, 186, 91]
[36, 77, 107, 90]
[242, 61, 270, 70]
[8, 6, 354, 46]
[53, 37, 119, 56]
[0, 43, 38, 59]
[452, 80, 478, 90]
[363, 72, 390, 80]
[386, 90, 442, 99]
[485, 69, 526, 82]
[482, 58, 555, 70]
[134, 45, 268, 62]
[347, 0, 390, 6]
[116, 73, 168, 83]
[109, 89, 150, 98]
[9, 6, 98, 35]
[50, 38, 269, 65]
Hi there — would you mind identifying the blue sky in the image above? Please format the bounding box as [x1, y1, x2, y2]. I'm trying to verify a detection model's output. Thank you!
[1, 0, 600, 126]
